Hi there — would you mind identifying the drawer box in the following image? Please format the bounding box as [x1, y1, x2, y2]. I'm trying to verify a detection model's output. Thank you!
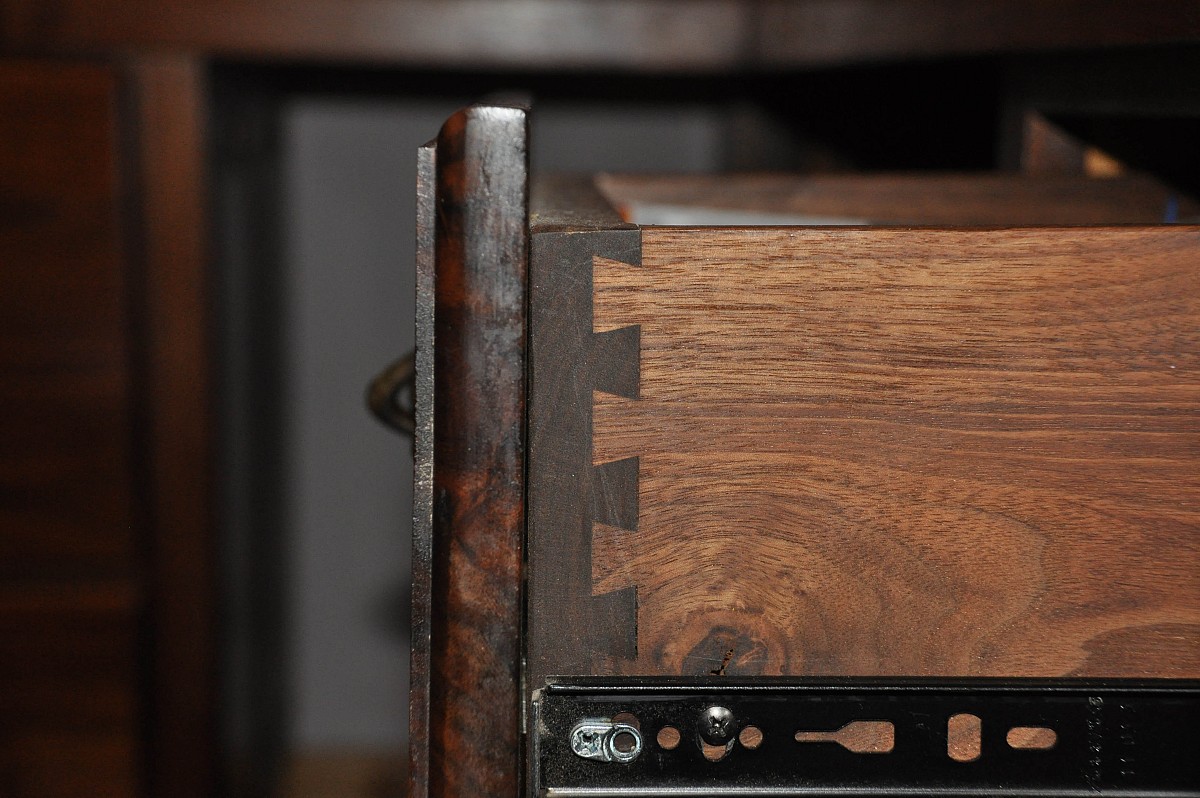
[528, 170, 1199, 688]
[408, 103, 1199, 797]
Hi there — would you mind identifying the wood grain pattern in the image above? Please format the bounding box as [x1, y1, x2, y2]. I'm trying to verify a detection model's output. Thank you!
[0, 61, 135, 578]
[0, 583, 141, 796]
[0, 61, 142, 798]
[598, 173, 1198, 227]
[527, 228, 641, 690]
[427, 104, 527, 798]
[527, 176, 642, 698]
[591, 226, 1200, 678]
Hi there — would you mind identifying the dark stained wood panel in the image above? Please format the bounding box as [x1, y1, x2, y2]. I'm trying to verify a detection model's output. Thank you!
[0, 0, 746, 68]
[527, 218, 642, 695]
[1, 0, 1195, 69]
[0, 583, 139, 719]
[0, 62, 135, 577]
[0, 61, 142, 798]
[588, 226, 1200, 679]
[0, 583, 141, 797]
[755, 0, 1200, 66]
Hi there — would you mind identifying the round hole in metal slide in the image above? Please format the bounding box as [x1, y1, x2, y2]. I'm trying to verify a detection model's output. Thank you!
[657, 726, 681, 750]
[612, 711, 641, 730]
[701, 741, 730, 762]
[739, 725, 764, 749]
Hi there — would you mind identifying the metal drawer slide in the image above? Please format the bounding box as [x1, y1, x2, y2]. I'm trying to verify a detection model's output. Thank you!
[533, 678, 1199, 797]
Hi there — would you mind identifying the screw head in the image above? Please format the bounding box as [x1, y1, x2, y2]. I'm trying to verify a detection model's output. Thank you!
[700, 705, 735, 745]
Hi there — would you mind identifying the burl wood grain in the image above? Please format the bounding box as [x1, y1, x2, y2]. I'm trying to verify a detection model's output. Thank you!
[591, 227, 1200, 678]
[427, 104, 527, 798]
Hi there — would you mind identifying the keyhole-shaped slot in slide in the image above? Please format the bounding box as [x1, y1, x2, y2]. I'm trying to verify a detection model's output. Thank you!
[795, 721, 895, 754]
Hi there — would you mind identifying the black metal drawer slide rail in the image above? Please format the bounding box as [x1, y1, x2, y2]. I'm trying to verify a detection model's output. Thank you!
[532, 678, 1199, 797]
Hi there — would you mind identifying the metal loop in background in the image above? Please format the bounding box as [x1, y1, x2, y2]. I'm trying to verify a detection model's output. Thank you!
[367, 350, 416, 436]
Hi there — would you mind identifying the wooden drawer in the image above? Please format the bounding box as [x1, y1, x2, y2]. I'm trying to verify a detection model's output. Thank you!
[408, 104, 1199, 798]
[528, 176, 1199, 686]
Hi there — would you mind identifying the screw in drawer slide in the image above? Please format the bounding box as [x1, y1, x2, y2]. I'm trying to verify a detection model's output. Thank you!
[532, 677, 1199, 797]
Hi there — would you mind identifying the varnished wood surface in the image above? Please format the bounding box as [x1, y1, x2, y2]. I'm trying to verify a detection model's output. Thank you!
[532, 174, 634, 233]
[128, 54, 217, 798]
[598, 173, 1199, 227]
[754, 0, 1200, 66]
[0, 583, 141, 796]
[427, 105, 527, 798]
[0, 61, 141, 797]
[589, 226, 1200, 678]
[0, 61, 135, 579]
[2, 0, 1195, 69]
[0, 0, 742, 68]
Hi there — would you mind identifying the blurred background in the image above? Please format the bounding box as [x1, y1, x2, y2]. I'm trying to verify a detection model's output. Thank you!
[1, 2, 1198, 797]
